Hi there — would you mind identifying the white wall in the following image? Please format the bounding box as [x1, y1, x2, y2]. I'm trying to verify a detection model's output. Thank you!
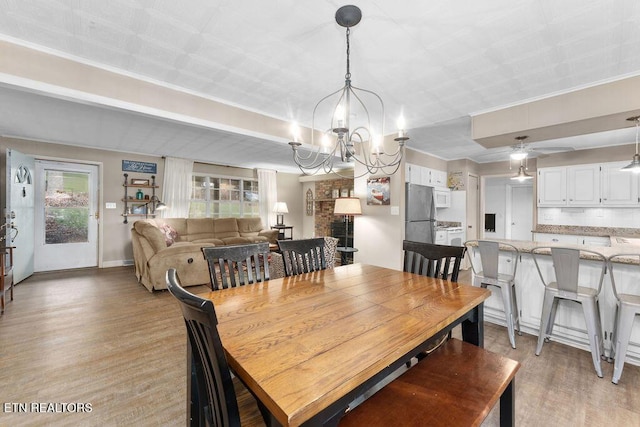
[484, 182, 508, 239]
[353, 162, 404, 271]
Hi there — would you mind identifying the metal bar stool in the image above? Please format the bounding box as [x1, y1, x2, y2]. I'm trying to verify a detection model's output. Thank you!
[465, 240, 521, 348]
[531, 246, 607, 377]
[608, 254, 640, 384]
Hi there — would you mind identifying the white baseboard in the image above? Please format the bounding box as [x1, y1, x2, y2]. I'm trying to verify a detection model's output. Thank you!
[102, 259, 134, 268]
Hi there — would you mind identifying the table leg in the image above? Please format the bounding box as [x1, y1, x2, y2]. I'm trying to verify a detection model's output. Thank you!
[461, 302, 484, 348]
[499, 378, 515, 427]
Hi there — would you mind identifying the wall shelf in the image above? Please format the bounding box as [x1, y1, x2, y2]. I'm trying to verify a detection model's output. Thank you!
[122, 173, 160, 224]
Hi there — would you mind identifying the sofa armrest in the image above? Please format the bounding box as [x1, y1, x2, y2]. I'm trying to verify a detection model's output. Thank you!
[146, 243, 215, 290]
[259, 229, 279, 244]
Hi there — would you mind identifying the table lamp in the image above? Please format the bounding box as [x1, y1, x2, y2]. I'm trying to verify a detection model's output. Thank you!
[333, 197, 362, 248]
[273, 202, 288, 226]
[147, 195, 167, 213]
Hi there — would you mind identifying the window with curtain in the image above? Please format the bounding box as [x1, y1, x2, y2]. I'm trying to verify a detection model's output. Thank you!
[189, 175, 259, 218]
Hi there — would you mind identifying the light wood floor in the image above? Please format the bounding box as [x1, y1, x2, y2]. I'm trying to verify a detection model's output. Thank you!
[1, 267, 639, 426]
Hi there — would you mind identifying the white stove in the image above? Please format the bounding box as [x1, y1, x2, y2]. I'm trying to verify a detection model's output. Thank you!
[445, 227, 464, 246]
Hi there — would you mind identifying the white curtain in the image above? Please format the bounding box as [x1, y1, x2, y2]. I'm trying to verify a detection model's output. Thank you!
[161, 157, 193, 218]
[257, 169, 277, 226]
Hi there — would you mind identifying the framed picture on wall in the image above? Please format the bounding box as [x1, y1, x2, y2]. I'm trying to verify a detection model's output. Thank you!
[367, 176, 390, 205]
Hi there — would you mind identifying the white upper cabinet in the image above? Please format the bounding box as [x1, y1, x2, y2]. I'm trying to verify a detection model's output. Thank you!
[405, 163, 421, 184]
[405, 163, 448, 189]
[566, 164, 600, 206]
[430, 169, 448, 187]
[538, 162, 640, 207]
[601, 162, 639, 205]
[537, 167, 567, 206]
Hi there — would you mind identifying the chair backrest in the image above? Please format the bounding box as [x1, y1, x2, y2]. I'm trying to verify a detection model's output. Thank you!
[608, 254, 640, 302]
[277, 238, 327, 276]
[531, 246, 606, 296]
[464, 240, 519, 280]
[402, 240, 466, 281]
[166, 268, 240, 427]
[202, 243, 270, 291]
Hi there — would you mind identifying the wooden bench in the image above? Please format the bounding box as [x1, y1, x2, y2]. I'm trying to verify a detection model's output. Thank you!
[339, 338, 521, 427]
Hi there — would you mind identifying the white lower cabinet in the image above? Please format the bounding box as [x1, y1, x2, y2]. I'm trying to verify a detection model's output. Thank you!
[533, 233, 610, 247]
[532, 232, 579, 244]
[473, 250, 640, 366]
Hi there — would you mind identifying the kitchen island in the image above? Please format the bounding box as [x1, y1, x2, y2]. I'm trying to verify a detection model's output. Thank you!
[467, 238, 640, 367]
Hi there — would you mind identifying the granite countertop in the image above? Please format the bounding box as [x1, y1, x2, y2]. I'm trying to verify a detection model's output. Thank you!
[480, 238, 640, 265]
[533, 224, 640, 238]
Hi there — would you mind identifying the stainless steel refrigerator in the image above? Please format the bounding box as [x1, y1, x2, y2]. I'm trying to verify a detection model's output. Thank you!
[405, 183, 437, 244]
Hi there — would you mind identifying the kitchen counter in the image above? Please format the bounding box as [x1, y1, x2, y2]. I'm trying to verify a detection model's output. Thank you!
[534, 224, 640, 238]
[481, 238, 640, 264]
[467, 237, 640, 365]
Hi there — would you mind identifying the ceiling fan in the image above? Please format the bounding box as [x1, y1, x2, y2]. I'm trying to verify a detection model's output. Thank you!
[475, 136, 575, 162]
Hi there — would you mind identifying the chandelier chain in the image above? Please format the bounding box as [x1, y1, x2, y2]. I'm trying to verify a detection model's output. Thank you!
[345, 28, 351, 81]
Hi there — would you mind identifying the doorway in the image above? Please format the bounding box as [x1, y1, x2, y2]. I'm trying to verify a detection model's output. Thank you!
[482, 175, 533, 241]
[34, 160, 99, 271]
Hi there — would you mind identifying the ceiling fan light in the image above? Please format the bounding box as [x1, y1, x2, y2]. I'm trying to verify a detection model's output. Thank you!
[510, 151, 528, 161]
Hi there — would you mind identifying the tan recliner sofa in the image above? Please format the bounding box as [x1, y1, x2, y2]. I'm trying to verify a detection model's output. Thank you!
[131, 217, 278, 291]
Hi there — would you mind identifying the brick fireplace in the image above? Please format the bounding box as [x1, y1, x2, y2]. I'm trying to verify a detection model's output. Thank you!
[314, 178, 353, 238]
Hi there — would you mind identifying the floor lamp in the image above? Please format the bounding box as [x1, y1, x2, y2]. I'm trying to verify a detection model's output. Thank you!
[333, 197, 362, 264]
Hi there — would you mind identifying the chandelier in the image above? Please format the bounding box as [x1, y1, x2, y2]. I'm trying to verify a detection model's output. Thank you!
[289, 5, 408, 177]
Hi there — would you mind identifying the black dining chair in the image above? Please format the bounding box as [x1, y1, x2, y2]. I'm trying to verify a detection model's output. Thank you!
[277, 237, 327, 276]
[402, 240, 466, 361]
[402, 240, 466, 282]
[202, 243, 270, 291]
[166, 268, 271, 427]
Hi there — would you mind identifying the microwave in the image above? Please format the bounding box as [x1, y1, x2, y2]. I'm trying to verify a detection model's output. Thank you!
[434, 188, 451, 208]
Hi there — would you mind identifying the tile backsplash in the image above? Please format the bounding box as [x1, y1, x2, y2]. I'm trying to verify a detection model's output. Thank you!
[538, 207, 640, 228]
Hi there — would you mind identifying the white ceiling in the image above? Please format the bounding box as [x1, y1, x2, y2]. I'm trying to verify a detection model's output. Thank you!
[1, 0, 640, 171]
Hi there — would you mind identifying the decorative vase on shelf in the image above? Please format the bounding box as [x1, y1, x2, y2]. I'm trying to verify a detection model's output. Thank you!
[136, 189, 144, 200]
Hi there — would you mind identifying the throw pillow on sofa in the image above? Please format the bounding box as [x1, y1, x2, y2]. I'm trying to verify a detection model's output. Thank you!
[159, 223, 179, 246]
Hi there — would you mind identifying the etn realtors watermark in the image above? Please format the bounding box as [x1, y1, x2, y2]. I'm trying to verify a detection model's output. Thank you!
[3, 402, 92, 413]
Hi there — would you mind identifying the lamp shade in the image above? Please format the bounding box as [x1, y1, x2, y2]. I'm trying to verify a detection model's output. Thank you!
[333, 197, 362, 215]
[273, 202, 289, 213]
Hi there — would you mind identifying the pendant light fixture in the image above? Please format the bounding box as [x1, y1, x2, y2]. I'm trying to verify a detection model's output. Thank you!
[289, 5, 407, 177]
[510, 161, 532, 182]
[621, 116, 640, 173]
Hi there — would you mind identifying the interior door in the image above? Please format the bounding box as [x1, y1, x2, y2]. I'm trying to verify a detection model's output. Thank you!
[510, 185, 533, 241]
[6, 149, 35, 283]
[34, 160, 99, 271]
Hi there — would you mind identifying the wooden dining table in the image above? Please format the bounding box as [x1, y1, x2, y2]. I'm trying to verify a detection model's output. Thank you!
[202, 263, 491, 427]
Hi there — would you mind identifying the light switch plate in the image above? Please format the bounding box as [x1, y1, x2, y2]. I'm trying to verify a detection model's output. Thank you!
[390, 206, 400, 215]
[105, 202, 117, 209]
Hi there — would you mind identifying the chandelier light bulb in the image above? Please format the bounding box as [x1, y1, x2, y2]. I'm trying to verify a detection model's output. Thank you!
[396, 116, 406, 138]
[335, 105, 345, 128]
[290, 122, 300, 143]
[371, 134, 382, 156]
